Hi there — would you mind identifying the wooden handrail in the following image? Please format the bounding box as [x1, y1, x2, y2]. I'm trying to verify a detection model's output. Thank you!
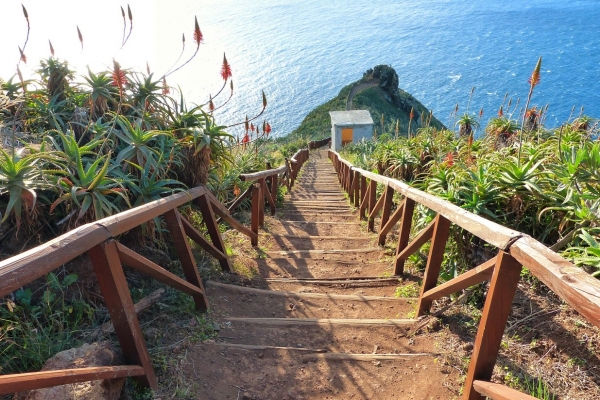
[0, 365, 146, 395]
[0, 184, 249, 394]
[0, 186, 206, 298]
[510, 235, 600, 329]
[239, 165, 287, 182]
[349, 165, 521, 250]
[329, 149, 600, 400]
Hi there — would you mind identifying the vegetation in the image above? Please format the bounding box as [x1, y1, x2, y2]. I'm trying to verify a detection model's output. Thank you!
[341, 110, 600, 278]
[0, 4, 304, 381]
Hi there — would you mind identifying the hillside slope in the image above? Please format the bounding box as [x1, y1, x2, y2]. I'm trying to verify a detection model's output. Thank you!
[287, 65, 445, 141]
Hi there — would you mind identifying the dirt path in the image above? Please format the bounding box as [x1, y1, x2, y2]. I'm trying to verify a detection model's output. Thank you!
[165, 149, 458, 399]
[346, 78, 378, 110]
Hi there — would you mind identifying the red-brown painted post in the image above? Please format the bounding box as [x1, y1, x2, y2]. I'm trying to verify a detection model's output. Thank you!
[393, 197, 415, 275]
[163, 209, 211, 308]
[378, 185, 395, 243]
[462, 251, 522, 400]
[271, 173, 279, 215]
[258, 178, 265, 227]
[251, 183, 260, 246]
[353, 170, 360, 206]
[367, 180, 377, 232]
[360, 175, 367, 210]
[195, 195, 234, 272]
[87, 240, 157, 389]
[346, 166, 352, 195]
[416, 214, 451, 316]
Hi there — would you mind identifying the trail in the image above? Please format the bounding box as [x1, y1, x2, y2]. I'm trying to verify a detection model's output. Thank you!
[179, 149, 457, 399]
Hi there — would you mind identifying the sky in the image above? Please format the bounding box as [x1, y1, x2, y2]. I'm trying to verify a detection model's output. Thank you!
[1, 1, 226, 102]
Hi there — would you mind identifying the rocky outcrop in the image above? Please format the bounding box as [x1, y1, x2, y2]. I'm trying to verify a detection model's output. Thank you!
[362, 65, 445, 130]
[13, 342, 125, 400]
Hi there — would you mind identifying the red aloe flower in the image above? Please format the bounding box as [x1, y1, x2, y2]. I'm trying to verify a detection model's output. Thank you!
[233, 182, 241, 197]
[49, 40, 55, 56]
[409, 107, 414, 121]
[498, 106, 504, 118]
[209, 95, 214, 112]
[250, 123, 255, 132]
[444, 152, 454, 167]
[112, 59, 127, 94]
[479, 108, 483, 119]
[265, 122, 271, 135]
[221, 53, 232, 81]
[528, 56, 542, 88]
[244, 115, 249, 132]
[162, 77, 170, 95]
[193, 16, 203, 48]
[242, 133, 250, 144]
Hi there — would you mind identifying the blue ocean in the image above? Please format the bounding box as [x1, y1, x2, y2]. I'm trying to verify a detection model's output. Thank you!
[184, 0, 600, 138]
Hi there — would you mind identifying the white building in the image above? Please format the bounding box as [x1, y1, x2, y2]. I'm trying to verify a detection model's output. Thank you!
[329, 110, 374, 152]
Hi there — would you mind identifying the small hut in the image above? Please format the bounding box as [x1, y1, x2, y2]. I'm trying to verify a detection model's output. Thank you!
[329, 110, 374, 152]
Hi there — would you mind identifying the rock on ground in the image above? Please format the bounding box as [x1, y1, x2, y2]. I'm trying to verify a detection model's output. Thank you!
[13, 342, 125, 400]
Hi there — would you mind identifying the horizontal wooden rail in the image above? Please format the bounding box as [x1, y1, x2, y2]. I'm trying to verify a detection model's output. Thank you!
[239, 165, 287, 182]
[350, 165, 521, 250]
[0, 186, 206, 297]
[0, 183, 253, 394]
[473, 380, 537, 400]
[510, 235, 600, 329]
[0, 365, 145, 395]
[328, 149, 600, 400]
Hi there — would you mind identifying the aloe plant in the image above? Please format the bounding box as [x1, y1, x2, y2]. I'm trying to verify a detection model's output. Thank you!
[0, 147, 53, 229]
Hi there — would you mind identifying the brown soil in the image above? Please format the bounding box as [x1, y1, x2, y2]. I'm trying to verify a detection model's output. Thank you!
[153, 149, 459, 399]
[150, 148, 600, 399]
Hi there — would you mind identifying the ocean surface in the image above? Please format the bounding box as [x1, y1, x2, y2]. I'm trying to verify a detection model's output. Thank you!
[2, 0, 600, 139]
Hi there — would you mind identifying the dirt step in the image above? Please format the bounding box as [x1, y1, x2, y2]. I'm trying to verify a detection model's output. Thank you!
[205, 281, 413, 319]
[282, 206, 353, 211]
[285, 196, 347, 201]
[277, 213, 358, 222]
[263, 220, 365, 236]
[285, 200, 349, 204]
[247, 257, 396, 279]
[260, 235, 375, 252]
[215, 320, 424, 355]
[242, 277, 403, 297]
[264, 248, 381, 259]
[181, 344, 454, 400]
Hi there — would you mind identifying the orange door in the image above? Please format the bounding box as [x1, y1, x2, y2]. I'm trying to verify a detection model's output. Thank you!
[341, 128, 353, 146]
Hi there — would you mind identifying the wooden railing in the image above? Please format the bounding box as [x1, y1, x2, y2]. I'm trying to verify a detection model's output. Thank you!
[329, 150, 600, 400]
[233, 148, 310, 245]
[0, 142, 320, 395]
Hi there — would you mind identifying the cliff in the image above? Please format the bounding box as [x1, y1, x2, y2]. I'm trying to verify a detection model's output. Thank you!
[286, 65, 445, 141]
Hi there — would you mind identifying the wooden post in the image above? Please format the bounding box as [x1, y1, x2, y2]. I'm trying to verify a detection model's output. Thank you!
[360, 175, 367, 208]
[251, 183, 260, 246]
[416, 215, 451, 316]
[271, 173, 278, 215]
[367, 180, 377, 232]
[258, 178, 265, 226]
[463, 251, 522, 400]
[378, 185, 395, 244]
[346, 166, 352, 195]
[353, 170, 360, 207]
[87, 240, 157, 389]
[195, 196, 234, 272]
[163, 209, 211, 309]
[393, 198, 415, 275]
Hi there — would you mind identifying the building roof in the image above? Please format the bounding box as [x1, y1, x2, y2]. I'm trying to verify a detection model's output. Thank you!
[329, 110, 374, 126]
